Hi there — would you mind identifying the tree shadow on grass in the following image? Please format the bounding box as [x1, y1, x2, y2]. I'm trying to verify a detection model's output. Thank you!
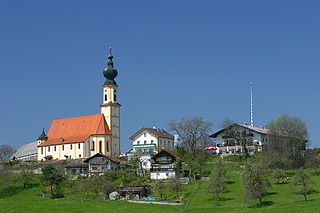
[227, 180, 236, 185]
[266, 191, 277, 196]
[248, 201, 274, 208]
[0, 183, 40, 198]
[207, 196, 234, 203]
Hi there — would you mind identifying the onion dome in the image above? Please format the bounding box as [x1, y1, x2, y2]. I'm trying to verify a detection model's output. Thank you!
[38, 128, 48, 141]
[103, 47, 118, 85]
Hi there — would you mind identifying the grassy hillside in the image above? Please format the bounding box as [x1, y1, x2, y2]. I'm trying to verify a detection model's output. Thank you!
[1, 160, 320, 212]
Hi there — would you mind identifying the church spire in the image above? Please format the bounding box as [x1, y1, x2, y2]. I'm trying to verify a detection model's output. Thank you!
[103, 47, 118, 85]
[38, 128, 48, 141]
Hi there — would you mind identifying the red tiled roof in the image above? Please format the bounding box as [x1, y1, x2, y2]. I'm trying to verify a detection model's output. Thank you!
[38, 114, 111, 147]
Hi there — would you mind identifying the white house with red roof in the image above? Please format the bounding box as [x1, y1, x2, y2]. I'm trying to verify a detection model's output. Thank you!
[37, 48, 121, 160]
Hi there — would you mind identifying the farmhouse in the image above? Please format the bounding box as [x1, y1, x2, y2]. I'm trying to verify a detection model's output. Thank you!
[210, 123, 269, 154]
[83, 153, 121, 174]
[150, 150, 177, 180]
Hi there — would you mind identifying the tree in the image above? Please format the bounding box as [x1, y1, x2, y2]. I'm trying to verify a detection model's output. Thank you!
[152, 180, 167, 200]
[0, 144, 15, 162]
[19, 164, 33, 188]
[273, 168, 286, 184]
[292, 169, 313, 201]
[267, 115, 308, 168]
[168, 175, 182, 199]
[242, 161, 270, 205]
[41, 165, 65, 198]
[100, 173, 117, 199]
[208, 159, 228, 206]
[305, 150, 320, 175]
[169, 117, 213, 155]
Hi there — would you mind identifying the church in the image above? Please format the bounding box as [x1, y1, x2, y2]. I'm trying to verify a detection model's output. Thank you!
[37, 48, 121, 161]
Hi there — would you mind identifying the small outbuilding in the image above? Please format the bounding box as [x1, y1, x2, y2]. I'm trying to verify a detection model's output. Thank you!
[118, 185, 149, 200]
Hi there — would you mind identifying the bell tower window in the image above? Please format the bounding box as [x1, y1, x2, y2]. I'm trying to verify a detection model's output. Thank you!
[99, 140, 102, 153]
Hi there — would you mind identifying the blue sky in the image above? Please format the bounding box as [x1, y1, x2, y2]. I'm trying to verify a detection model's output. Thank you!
[0, 1, 319, 151]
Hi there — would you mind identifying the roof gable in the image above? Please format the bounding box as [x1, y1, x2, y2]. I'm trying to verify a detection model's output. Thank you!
[83, 153, 121, 163]
[210, 123, 269, 138]
[38, 114, 111, 146]
[130, 127, 174, 140]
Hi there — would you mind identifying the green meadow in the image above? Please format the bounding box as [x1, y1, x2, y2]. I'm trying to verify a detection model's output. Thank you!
[1, 161, 320, 213]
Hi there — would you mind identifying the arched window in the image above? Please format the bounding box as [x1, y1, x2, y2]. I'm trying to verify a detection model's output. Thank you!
[105, 94, 107, 102]
[99, 140, 102, 153]
[106, 140, 109, 152]
[91, 141, 95, 151]
[114, 90, 117, 102]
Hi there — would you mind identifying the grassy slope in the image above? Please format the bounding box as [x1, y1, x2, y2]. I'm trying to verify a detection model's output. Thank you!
[1, 162, 320, 213]
[185, 162, 320, 213]
[0, 187, 181, 213]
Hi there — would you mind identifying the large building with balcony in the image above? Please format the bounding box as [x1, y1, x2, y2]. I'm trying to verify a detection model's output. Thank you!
[210, 123, 269, 154]
[129, 127, 175, 156]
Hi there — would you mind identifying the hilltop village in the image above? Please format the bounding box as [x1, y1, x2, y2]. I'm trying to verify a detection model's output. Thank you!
[0, 49, 315, 210]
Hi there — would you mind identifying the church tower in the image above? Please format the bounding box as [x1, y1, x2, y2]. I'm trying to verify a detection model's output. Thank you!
[100, 47, 121, 156]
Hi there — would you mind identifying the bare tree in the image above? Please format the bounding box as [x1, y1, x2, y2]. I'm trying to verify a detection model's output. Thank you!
[169, 117, 213, 155]
[221, 125, 253, 158]
[220, 118, 236, 129]
[0, 144, 15, 162]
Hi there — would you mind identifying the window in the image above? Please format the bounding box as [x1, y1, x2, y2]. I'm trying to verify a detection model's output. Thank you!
[105, 94, 107, 102]
[91, 141, 95, 151]
[107, 141, 109, 152]
[99, 140, 102, 153]
[114, 90, 117, 102]
[151, 140, 154, 144]
[41, 147, 43, 154]
[70, 144, 72, 150]
[62, 145, 64, 151]
[48, 146, 50, 152]
[78, 143, 81, 149]
[137, 141, 140, 145]
[144, 140, 147, 144]
[143, 133, 146, 137]
[79, 154, 81, 158]
[54, 146, 56, 152]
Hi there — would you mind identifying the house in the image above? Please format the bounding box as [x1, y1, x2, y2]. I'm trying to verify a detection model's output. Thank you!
[150, 150, 177, 180]
[64, 163, 89, 177]
[37, 48, 121, 160]
[12, 141, 38, 161]
[83, 153, 121, 174]
[210, 123, 270, 154]
[130, 127, 175, 156]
